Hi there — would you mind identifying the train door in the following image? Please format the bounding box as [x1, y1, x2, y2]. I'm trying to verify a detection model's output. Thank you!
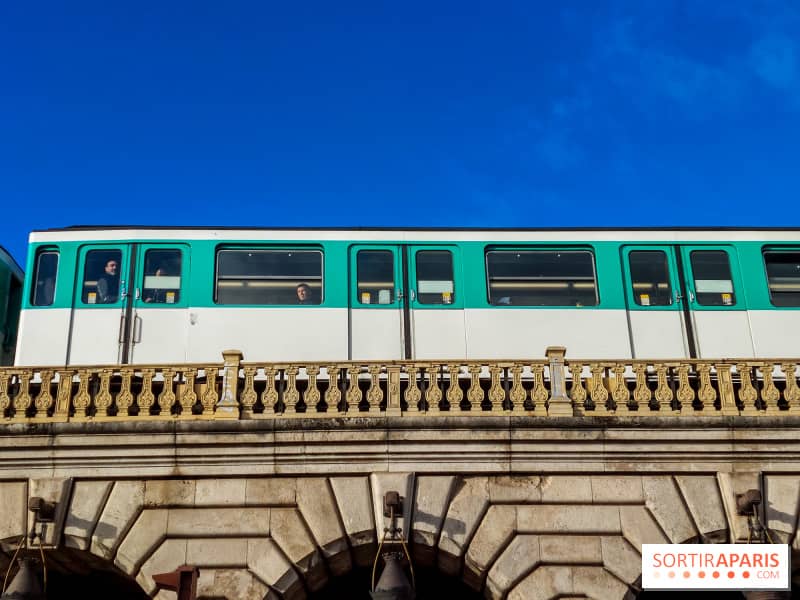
[348, 245, 465, 360]
[68, 243, 190, 365]
[621, 245, 754, 358]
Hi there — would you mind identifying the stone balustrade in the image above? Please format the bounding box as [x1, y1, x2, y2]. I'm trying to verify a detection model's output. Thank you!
[1, 347, 799, 423]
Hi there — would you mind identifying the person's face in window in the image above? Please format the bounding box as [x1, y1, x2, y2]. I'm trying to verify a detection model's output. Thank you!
[105, 260, 119, 275]
[296, 285, 310, 302]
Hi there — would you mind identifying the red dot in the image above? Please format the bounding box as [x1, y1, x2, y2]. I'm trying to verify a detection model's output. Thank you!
[668, 571, 676, 579]
[728, 571, 735, 579]
[683, 571, 691, 578]
[698, 571, 706, 579]
[653, 572, 661, 579]
[712, 571, 720, 579]
[743, 572, 750, 579]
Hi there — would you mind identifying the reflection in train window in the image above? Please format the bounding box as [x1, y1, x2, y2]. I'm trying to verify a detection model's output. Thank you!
[628, 251, 673, 306]
[485, 249, 598, 306]
[415, 251, 455, 305]
[763, 250, 800, 307]
[357, 250, 395, 305]
[32, 250, 58, 307]
[142, 249, 182, 304]
[215, 248, 323, 305]
[690, 250, 736, 306]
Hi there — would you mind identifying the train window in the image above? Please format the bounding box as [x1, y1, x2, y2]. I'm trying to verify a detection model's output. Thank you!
[763, 250, 800, 307]
[215, 249, 323, 305]
[357, 250, 394, 304]
[142, 249, 182, 304]
[82, 249, 122, 304]
[415, 251, 455, 304]
[628, 251, 673, 306]
[485, 249, 598, 306]
[689, 250, 736, 306]
[32, 250, 58, 306]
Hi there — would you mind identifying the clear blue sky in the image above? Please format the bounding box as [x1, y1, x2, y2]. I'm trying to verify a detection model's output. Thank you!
[2, 1, 799, 266]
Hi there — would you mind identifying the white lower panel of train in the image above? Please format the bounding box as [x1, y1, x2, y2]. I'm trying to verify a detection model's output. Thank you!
[14, 307, 798, 366]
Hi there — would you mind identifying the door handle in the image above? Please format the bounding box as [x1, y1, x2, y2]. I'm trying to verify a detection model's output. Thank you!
[133, 315, 143, 343]
[118, 315, 126, 343]
[688, 290, 695, 302]
[410, 289, 416, 302]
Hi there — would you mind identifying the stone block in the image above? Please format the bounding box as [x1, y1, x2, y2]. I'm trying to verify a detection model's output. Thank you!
[296, 478, 350, 575]
[509, 565, 571, 600]
[91, 480, 145, 559]
[115, 509, 168, 575]
[539, 535, 601, 563]
[167, 508, 270, 537]
[717, 472, 761, 542]
[330, 476, 375, 567]
[486, 534, 540, 600]
[572, 565, 630, 599]
[488, 475, 542, 503]
[643, 476, 697, 543]
[370, 472, 415, 543]
[412, 475, 456, 566]
[464, 505, 516, 589]
[764, 475, 800, 542]
[0, 481, 26, 549]
[246, 478, 297, 505]
[675, 476, 727, 541]
[196, 569, 268, 600]
[195, 478, 246, 506]
[144, 480, 195, 507]
[270, 507, 327, 592]
[248, 538, 306, 600]
[64, 481, 112, 550]
[541, 476, 592, 503]
[28, 478, 73, 547]
[137, 538, 187, 596]
[619, 506, 668, 552]
[438, 477, 489, 576]
[187, 538, 248, 566]
[591, 476, 643, 503]
[517, 505, 621, 535]
[601, 536, 642, 585]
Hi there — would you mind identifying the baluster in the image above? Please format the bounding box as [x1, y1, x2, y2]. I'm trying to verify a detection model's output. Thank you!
[305, 366, 321, 415]
[696, 363, 716, 412]
[94, 369, 114, 418]
[11, 370, 33, 420]
[324, 366, 342, 414]
[466, 364, 482, 411]
[589, 363, 609, 414]
[781, 363, 800, 414]
[716, 364, 739, 416]
[446, 364, 463, 411]
[568, 364, 586, 416]
[73, 369, 92, 419]
[737, 363, 759, 415]
[115, 369, 134, 416]
[240, 366, 258, 418]
[284, 366, 300, 414]
[632, 364, 651, 411]
[366, 365, 382, 413]
[33, 370, 55, 419]
[261, 366, 278, 415]
[530, 364, 548, 416]
[157, 369, 176, 417]
[509, 364, 526, 413]
[654, 364, 674, 413]
[54, 370, 74, 421]
[346, 366, 362, 412]
[201, 366, 218, 416]
[677, 364, 696, 415]
[178, 369, 197, 417]
[488, 365, 505, 412]
[138, 369, 156, 416]
[0, 371, 10, 418]
[426, 365, 443, 414]
[611, 364, 630, 415]
[404, 365, 422, 413]
[760, 363, 781, 415]
[387, 366, 401, 416]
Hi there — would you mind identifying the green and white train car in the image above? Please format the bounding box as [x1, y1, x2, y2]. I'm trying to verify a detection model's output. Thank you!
[0, 245, 23, 366]
[14, 227, 800, 366]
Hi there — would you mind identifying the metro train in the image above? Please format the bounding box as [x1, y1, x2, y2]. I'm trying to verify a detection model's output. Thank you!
[0, 246, 23, 366]
[11, 226, 800, 367]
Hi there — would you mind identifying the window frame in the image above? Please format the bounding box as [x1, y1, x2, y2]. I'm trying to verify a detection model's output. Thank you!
[762, 246, 800, 308]
[31, 248, 59, 307]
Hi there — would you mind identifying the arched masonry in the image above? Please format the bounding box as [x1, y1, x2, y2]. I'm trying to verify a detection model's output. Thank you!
[2, 472, 799, 599]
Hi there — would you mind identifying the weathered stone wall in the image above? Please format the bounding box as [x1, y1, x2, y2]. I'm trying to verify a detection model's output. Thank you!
[1, 417, 799, 598]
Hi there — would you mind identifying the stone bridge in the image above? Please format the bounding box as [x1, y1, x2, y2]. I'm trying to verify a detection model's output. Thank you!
[0, 349, 799, 599]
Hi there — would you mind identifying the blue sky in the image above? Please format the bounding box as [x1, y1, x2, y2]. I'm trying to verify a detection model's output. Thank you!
[2, 1, 799, 265]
